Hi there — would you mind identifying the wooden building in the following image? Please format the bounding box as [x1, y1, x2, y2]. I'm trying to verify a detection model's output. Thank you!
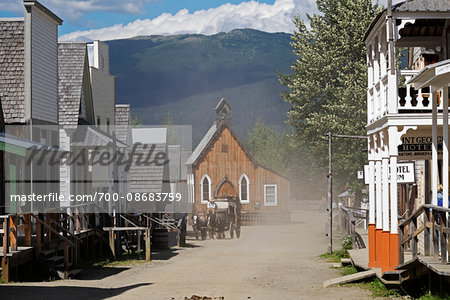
[186, 99, 290, 216]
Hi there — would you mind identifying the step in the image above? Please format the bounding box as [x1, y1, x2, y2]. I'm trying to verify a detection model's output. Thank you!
[323, 270, 376, 288]
[45, 256, 64, 263]
[56, 262, 73, 269]
[340, 258, 352, 266]
[41, 249, 56, 257]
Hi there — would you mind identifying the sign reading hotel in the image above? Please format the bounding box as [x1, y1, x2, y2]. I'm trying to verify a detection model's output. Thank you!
[398, 129, 443, 160]
[364, 162, 415, 184]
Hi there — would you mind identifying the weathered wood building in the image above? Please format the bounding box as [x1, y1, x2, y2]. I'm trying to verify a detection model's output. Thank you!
[186, 99, 290, 216]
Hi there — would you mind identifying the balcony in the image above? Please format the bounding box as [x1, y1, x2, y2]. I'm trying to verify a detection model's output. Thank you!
[368, 60, 450, 125]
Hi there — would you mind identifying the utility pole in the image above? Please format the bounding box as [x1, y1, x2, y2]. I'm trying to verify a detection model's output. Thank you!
[327, 133, 367, 254]
[327, 132, 333, 254]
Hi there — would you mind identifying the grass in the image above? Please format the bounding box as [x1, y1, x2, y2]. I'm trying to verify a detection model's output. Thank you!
[80, 251, 148, 269]
[340, 265, 358, 276]
[320, 249, 350, 263]
[417, 293, 450, 300]
[352, 278, 401, 298]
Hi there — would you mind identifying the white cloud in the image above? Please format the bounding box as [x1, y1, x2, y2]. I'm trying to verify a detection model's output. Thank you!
[0, 0, 159, 22]
[59, 0, 316, 41]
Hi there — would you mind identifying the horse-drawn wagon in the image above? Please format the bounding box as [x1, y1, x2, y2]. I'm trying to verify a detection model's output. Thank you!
[192, 196, 241, 240]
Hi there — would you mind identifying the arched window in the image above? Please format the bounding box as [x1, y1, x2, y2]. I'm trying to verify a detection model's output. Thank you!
[201, 174, 211, 204]
[239, 174, 250, 204]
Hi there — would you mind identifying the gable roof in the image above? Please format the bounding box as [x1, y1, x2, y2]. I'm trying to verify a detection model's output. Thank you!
[0, 20, 25, 124]
[185, 122, 218, 165]
[186, 119, 290, 180]
[58, 42, 92, 128]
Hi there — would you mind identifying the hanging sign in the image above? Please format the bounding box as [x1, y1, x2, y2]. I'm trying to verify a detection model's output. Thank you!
[398, 128, 443, 160]
[364, 162, 415, 184]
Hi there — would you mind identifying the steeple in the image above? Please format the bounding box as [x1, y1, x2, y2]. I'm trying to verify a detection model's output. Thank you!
[215, 98, 231, 127]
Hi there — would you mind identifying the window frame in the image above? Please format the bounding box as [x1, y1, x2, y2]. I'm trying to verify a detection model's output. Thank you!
[264, 184, 277, 206]
[239, 173, 250, 204]
[200, 174, 211, 204]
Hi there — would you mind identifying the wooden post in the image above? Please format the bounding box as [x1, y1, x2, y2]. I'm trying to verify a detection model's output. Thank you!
[412, 217, 418, 259]
[64, 241, 69, 279]
[432, 211, 439, 257]
[424, 209, 431, 256]
[36, 216, 41, 259]
[2, 257, 9, 283]
[109, 229, 115, 259]
[3, 217, 9, 257]
[24, 214, 31, 247]
[399, 224, 404, 265]
[145, 228, 151, 262]
[45, 215, 51, 249]
[76, 208, 81, 234]
[440, 211, 447, 264]
[9, 215, 16, 251]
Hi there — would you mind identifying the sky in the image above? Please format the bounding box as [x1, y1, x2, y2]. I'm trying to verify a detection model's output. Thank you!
[0, 0, 319, 41]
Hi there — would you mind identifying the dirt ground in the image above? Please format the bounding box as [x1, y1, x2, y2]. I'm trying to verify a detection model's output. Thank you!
[0, 210, 371, 300]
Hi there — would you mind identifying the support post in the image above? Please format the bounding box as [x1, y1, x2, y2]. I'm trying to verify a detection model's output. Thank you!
[432, 87, 438, 206]
[109, 229, 116, 259]
[145, 228, 151, 262]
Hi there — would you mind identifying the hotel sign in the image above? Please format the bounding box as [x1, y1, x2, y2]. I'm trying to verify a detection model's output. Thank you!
[398, 129, 443, 160]
[364, 162, 415, 184]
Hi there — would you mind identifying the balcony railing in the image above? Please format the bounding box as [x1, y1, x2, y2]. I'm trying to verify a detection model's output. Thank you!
[398, 70, 438, 111]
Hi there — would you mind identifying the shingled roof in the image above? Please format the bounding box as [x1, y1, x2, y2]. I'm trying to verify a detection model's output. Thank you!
[394, 0, 449, 12]
[0, 19, 25, 124]
[114, 104, 130, 144]
[58, 42, 88, 128]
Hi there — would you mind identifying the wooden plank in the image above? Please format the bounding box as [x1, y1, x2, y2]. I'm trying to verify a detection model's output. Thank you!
[323, 270, 376, 288]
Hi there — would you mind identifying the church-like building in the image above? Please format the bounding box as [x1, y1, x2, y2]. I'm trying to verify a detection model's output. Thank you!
[186, 99, 290, 216]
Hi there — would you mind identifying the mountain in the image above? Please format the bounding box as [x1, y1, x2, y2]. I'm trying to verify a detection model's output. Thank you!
[106, 29, 295, 144]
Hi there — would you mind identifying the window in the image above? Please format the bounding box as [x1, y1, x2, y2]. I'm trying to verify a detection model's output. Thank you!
[264, 184, 277, 206]
[201, 174, 211, 204]
[239, 174, 249, 204]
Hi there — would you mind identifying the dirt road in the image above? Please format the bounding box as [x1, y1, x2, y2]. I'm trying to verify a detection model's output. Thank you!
[0, 210, 370, 299]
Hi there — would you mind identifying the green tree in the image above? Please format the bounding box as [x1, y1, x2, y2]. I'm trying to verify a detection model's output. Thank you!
[131, 116, 142, 127]
[247, 118, 289, 174]
[279, 0, 380, 194]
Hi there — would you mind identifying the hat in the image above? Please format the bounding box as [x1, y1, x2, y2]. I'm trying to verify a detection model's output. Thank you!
[209, 198, 215, 202]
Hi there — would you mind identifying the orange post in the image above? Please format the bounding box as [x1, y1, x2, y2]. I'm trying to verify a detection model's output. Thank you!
[375, 228, 383, 267]
[382, 231, 392, 272]
[368, 224, 376, 267]
[389, 233, 399, 270]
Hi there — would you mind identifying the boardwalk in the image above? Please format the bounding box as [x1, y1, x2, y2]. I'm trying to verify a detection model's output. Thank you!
[0, 211, 370, 300]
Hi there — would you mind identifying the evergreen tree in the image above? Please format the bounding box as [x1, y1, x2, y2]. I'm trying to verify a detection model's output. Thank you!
[280, 0, 380, 194]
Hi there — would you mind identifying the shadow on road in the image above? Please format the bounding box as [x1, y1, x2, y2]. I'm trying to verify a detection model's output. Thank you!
[78, 266, 130, 280]
[0, 283, 152, 300]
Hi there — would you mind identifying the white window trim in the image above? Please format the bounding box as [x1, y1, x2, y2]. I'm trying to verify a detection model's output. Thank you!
[239, 173, 250, 204]
[264, 184, 277, 207]
[200, 174, 211, 204]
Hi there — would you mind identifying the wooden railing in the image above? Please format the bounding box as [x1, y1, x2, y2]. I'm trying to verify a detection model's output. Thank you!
[398, 204, 450, 265]
[339, 206, 368, 249]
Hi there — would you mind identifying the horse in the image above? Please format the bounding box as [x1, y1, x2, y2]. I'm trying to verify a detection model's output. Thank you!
[192, 214, 208, 240]
[207, 211, 228, 239]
